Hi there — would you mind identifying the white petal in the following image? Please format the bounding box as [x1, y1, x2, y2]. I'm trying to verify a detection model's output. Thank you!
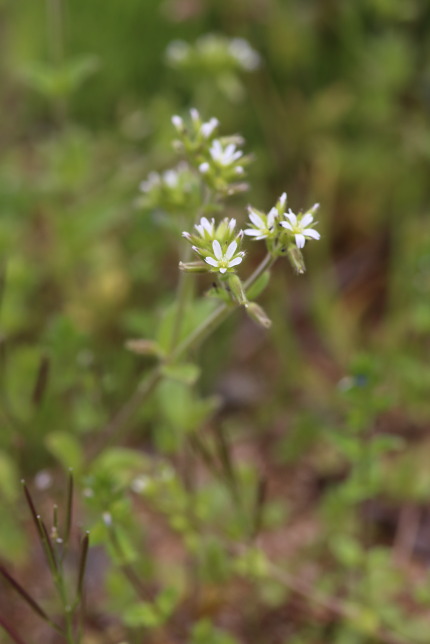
[228, 257, 243, 267]
[267, 207, 278, 227]
[201, 217, 213, 232]
[228, 218, 236, 232]
[303, 228, 320, 240]
[295, 234, 305, 249]
[285, 212, 297, 225]
[280, 221, 293, 232]
[311, 202, 320, 213]
[219, 267, 227, 274]
[182, 232, 192, 240]
[204, 257, 218, 267]
[212, 240, 222, 260]
[225, 241, 238, 260]
[190, 108, 200, 121]
[249, 211, 265, 228]
[225, 144, 235, 157]
[199, 162, 210, 174]
[244, 229, 264, 236]
[279, 192, 287, 207]
[300, 213, 314, 228]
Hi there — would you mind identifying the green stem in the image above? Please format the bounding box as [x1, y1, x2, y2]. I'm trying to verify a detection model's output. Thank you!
[93, 253, 276, 456]
[168, 189, 212, 352]
[168, 240, 193, 352]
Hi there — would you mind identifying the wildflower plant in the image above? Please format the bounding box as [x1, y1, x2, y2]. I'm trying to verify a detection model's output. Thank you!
[128, 108, 321, 376]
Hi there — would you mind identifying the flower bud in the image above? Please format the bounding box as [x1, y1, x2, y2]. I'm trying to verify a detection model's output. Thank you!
[225, 273, 248, 306]
[245, 302, 272, 328]
[179, 261, 208, 273]
[171, 115, 185, 132]
[287, 245, 306, 274]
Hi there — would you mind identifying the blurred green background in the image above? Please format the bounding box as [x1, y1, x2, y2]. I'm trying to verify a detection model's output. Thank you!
[2, 0, 430, 642]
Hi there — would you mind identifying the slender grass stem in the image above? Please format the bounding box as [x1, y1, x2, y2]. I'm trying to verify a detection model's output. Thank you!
[0, 615, 27, 644]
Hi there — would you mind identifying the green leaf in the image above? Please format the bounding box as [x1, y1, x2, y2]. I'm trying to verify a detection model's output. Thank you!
[123, 601, 162, 628]
[0, 451, 19, 502]
[161, 362, 200, 385]
[245, 270, 271, 300]
[45, 432, 83, 473]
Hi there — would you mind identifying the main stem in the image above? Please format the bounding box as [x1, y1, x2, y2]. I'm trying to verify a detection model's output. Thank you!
[95, 253, 276, 454]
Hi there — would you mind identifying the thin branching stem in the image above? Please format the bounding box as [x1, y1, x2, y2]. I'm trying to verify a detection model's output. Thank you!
[92, 253, 276, 457]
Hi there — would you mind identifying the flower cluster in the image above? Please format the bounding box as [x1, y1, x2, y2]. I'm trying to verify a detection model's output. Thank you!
[166, 35, 261, 74]
[138, 162, 200, 212]
[181, 217, 245, 275]
[172, 109, 250, 195]
[243, 193, 320, 273]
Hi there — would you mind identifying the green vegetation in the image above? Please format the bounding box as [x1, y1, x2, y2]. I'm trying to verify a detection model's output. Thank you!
[1, 1, 430, 642]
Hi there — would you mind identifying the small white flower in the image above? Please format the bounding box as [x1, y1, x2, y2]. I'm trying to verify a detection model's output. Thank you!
[190, 108, 200, 122]
[171, 115, 184, 131]
[204, 239, 245, 274]
[163, 169, 179, 188]
[194, 217, 216, 239]
[139, 171, 161, 193]
[244, 207, 278, 240]
[199, 162, 210, 174]
[229, 38, 261, 71]
[209, 140, 243, 166]
[201, 117, 219, 138]
[280, 205, 320, 249]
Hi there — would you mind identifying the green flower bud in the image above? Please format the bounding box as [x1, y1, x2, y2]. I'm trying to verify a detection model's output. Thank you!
[287, 245, 306, 274]
[245, 302, 272, 328]
[225, 273, 248, 306]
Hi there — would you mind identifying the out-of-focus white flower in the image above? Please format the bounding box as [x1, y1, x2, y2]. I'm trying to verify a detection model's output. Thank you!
[166, 40, 190, 63]
[182, 217, 216, 243]
[131, 475, 151, 493]
[163, 169, 180, 188]
[171, 115, 184, 132]
[139, 171, 161, 193]
[280, 205, 320, 248]
[203, 239, 245, 274]
[201, 117, 219, 138]
[244, 207, 278, 240]
[209, 140, 243, 166]
[229, 38, 261, 71]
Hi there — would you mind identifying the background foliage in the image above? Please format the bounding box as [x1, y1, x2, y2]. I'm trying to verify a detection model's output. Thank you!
[1, 0, 430, 642]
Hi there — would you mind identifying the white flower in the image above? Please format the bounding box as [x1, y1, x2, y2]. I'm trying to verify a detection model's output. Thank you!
[201, 117, 219, 138]
[280, 205, 320, 249]
[139, 171, 161, 193]
[204, 240, 245, 274]
[171, 115, 184, 132]
[194, 217, 216, 239]
[190, 108, 200, 122]
[199, 162, 210, 174]
[209, 140, 243, 166]
[162, 169, 179, 188]
[229, 38, 261, 71]
[244, 206, 278, 240]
